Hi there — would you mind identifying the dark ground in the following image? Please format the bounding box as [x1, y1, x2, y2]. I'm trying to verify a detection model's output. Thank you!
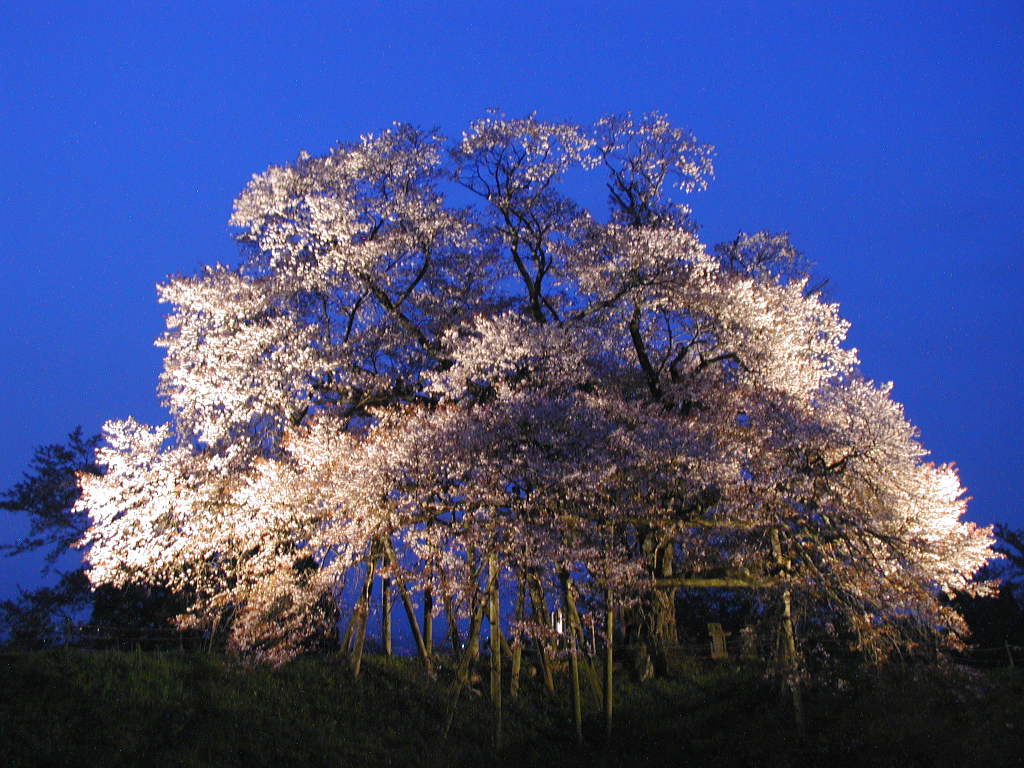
[1, 649, 1020, 767]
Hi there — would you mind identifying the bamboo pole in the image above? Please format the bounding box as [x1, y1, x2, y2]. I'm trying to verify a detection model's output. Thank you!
[561, 569, 583, 746]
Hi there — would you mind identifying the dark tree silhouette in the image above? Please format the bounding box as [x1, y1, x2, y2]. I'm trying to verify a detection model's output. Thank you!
[1, 427, 98, 565]
[1, 428, 191, 648]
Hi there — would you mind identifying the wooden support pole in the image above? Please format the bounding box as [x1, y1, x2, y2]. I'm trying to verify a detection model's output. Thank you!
[654, 574, 773, 589]
[604, 589, 614, 742]
[488, 553, 502, 751]
[383, 542, 434, 677]
[341, 565, 375, 655]
[443, 594, 486, 740]
[566, 582, 603, 703]
[351, 556, 377, 680]
[466, 550, 482, 665]
[395, 579, 434, 676]
[528, 573, 556, 697]
[780, 588, 805, 735]
[382, 573, 392, 657]
[510, 576, 525, 699]
[423, 587, 433, 656]
[446, 595, 462, 655]
[207, 610, 222, 654]
[497, 626, 515, 659]
[561, 569, 583, 746]
[772, 529, 804, 737]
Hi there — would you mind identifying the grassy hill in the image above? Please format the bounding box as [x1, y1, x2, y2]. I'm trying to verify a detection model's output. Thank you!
[1, 649, 1020, 767]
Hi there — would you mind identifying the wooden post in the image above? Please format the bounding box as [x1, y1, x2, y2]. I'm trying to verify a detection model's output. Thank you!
[708, 623, 730, 659]
[604, 588, 614, 743]
[488, 553, 502, 751]
[561, 569, 583, 746]
[741, 626, 758, 659]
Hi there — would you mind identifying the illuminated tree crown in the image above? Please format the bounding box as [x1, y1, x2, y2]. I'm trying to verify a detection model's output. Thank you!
[79, 111, 994, 664]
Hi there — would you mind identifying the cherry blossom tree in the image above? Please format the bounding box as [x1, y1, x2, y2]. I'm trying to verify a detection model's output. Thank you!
[78, 110, 994, 712]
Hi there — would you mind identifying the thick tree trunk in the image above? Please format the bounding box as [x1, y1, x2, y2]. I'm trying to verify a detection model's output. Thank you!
[622, 532, 678, 679]
[649, 540, 678, 676]
[655, 541, 679, 644]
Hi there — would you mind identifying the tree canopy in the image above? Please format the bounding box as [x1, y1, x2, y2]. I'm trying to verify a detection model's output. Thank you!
[77, 112, 995, 665]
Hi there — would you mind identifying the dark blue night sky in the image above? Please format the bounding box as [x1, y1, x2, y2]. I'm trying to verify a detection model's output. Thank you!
[2, 0, 1021, 596]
